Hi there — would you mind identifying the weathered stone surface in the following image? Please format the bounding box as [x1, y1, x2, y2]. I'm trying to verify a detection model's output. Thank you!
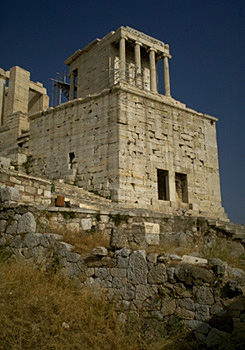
[116, 248, 131, 258]
[123, 283, 135, 300]
[194, 285, 214, 305]
[184, 320, 210, 334]
[23, 233, 42, 248]
[0, 220, 7, 232]
[10, 235, 22, 249]
[81, 218, 92, 231]
[148, 263, 167, 284]
[176, 307, 194, 320]
[169, 254, 182, 261]
[161, 298, 176, 316]
[195, 303, 210, 321]
[111, 227, 128, 248]
[0, 187, 19, 202]
[175, 264, 213, 285]
[206, 328, 230, 347]
[135, 284, 154, 300]
[128, 250, 148, 285]
[17, 212, 36, 233]
[91, 246, 108, 257]
[6, 221, 17, 234]
[178, 298, 195, 311]
[66, 252, 81, 263]
[182, 255, 207, 265]
[209, 258, 228, 276]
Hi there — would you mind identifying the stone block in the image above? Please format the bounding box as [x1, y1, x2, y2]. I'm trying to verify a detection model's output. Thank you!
[81, 218, 92, 231]
[205, 328, 230, 347]
[91, 246, 108, 257]
[148, 263, 167, 284]
[161, 298, 176, 316]
[111, 227, 128, 248]
[128, 250, 148, 285]
[23, 233, 42, 247]
[0, 156, 11, 168]
[25, 186, 36, 194]
[17, 212, 36, 233]
[145, 233, 159, 245]
[182, 255, 208, 265]
[0, 187, 20, 202]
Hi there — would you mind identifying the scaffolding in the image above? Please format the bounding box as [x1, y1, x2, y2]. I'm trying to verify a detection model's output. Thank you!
[51, 72, 70, 107]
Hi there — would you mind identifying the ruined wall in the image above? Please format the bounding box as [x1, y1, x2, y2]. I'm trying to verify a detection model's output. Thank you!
[116, 87, 224, 219]
[0, 194, 244, 349]
[0, 66, 49, 157]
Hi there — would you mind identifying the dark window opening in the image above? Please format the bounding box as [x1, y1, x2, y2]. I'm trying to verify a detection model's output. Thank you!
[175, 173, 188, 203]
[73, 69, 78, 99]
[157, 169, 169, 200]
[69, 152, 75, 169]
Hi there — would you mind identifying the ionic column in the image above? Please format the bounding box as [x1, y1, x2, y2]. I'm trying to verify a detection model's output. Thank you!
[149, 48, 157, 92]
[134, 41, 142, 87]
[119, 36, 126, 80]
[163, 55, 171, 97]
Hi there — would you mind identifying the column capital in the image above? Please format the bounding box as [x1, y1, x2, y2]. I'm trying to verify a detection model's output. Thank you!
[120, 34, 128, 41]
[147, 47, 157, 53]
[134, 40, 142, 46]
[162, 53, 172, 59]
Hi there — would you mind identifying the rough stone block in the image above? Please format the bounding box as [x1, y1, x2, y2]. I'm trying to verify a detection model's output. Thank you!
[182, 255, 208, 265]
[81, 218, 92, 231]
[128, 250, 148, 285]
[17, 212, 36, 233]
[0, 187, 20, 202]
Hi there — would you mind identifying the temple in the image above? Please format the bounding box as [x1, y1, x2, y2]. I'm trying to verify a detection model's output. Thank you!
[0, 26, 227, 220]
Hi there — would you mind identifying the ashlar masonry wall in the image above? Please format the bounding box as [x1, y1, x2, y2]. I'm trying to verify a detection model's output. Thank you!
[116, 85, 224, 218]
[29, 83, 226, 220]
[29, 90, 119, 198]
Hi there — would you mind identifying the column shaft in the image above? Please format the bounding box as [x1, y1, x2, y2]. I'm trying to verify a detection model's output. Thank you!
[0, 78, 6, 125]
[149, 49, 157, 92]
[134, 42, 141, 87]
[163, 55, 171, 96]
[119, 37, 126, 80]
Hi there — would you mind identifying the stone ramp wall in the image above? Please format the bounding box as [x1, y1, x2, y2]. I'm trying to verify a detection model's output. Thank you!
[0, 168, 51, 206]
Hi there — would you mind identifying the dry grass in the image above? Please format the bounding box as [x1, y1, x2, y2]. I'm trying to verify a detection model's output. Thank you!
[51, 227, 111, 254]
[146, 240, 195, 256]
[201, 238, 245, 270]
[0, 257, 199, 350]
[63, 231, 110, 254]
[146, 237, 245, 271]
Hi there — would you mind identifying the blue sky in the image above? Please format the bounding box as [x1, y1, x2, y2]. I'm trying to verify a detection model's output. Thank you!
[1, 0, 244, 223]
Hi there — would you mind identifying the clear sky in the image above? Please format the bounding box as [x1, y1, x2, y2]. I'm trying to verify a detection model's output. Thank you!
[0, 0, 244, 223]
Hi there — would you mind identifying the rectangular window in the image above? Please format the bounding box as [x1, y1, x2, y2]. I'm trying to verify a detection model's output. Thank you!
[157, 169, 169, 200]
[69, 152, 75, 169]
[73, 69, 78, 99]
[175, 173, 188, 203]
